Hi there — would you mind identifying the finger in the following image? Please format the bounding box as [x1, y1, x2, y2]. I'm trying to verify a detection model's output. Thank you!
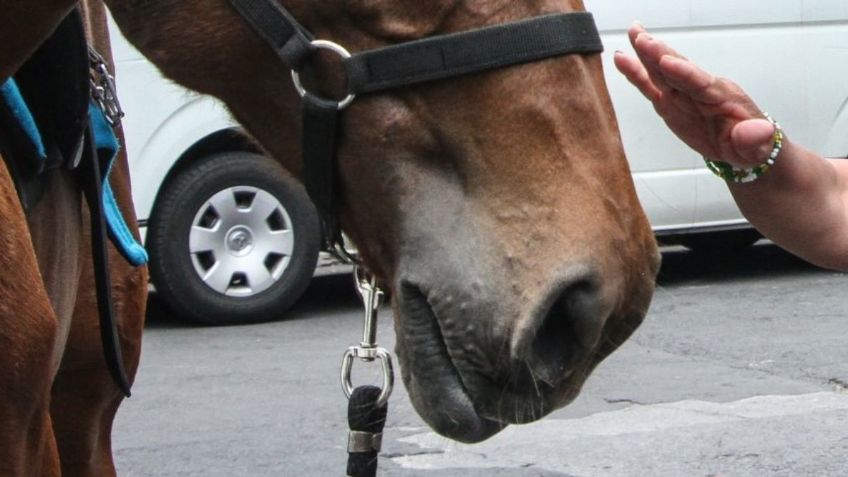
[628, 28, 668, 93]
[657, 55, 725, 105]
[629, 27, 687, 94]
[613, 51, 662, 102]
[627, 22, 646, 46]
[629, 24, 687, 65]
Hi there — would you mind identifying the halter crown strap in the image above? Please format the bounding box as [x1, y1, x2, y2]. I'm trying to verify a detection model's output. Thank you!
[345, 13, 603, 94]
[227, 0, 314, 67]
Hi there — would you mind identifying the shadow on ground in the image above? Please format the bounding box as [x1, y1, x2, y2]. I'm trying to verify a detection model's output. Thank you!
[146, 272, 360, 327]
[657, 241, 825, 286]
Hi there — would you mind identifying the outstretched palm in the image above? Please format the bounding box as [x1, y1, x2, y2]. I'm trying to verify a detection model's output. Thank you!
[614, 24, 776, 169]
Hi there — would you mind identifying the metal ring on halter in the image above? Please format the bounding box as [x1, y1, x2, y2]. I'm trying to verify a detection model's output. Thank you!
[291, 39, 356, 110]
[341, 346, 394, 407]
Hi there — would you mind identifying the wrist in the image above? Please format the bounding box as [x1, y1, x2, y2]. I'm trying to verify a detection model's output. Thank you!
[703, 113, 784, 184]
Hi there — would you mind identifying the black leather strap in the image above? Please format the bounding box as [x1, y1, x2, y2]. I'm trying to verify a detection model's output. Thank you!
[227, 0, 314, 68]
[345, 13, 603, 94]
[79, 125, 132, 397]
[301, 93, 343, 248]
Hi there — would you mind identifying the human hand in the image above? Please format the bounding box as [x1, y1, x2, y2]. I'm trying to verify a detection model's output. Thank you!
[613, 23, 778, 169]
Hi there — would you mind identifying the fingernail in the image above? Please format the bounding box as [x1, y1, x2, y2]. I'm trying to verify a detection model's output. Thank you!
[614, 50, 624, 55]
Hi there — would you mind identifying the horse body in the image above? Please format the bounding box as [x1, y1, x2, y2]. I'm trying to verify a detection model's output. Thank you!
[0, 0, 146, 475]
[107, 0, 659, 443]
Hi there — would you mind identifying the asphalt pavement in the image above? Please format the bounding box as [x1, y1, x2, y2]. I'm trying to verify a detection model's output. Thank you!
[113, 243, 848, 476]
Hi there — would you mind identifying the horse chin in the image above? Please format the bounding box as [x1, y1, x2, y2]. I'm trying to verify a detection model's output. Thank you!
[395, 283, 505, 443]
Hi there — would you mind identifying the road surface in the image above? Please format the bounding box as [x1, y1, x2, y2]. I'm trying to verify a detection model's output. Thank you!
[113, 243, 848, 476]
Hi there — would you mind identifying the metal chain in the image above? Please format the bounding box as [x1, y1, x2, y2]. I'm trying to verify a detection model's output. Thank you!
[88, 48, 124, 127]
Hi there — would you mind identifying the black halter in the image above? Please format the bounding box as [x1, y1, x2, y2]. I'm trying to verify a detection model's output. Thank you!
[228, 0, 604, 253]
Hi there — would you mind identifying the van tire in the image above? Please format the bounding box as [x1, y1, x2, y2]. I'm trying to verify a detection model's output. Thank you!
[147, 151, 321, 325]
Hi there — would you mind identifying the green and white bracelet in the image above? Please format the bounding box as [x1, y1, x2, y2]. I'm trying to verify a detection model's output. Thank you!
[703, 113, 784, 184]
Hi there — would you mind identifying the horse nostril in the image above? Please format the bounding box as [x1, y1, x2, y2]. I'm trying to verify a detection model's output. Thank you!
[519, 278, 604, 388]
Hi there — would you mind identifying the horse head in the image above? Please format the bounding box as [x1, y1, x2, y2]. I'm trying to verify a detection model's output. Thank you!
[106, 0, 660, 442]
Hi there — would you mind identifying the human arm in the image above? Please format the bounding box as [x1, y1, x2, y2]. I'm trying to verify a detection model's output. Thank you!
[613, 24, 848, 271]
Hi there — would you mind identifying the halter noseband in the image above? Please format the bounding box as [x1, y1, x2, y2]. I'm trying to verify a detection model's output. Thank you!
[227, 0, 604, 253]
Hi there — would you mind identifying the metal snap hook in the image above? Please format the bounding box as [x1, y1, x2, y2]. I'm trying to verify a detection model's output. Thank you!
[291, 39, 356, 110]
[341, 266, 393, 407]
[354, 267, 384, 351]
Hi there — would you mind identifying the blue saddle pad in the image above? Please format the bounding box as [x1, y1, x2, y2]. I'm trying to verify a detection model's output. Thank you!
[0, 79, 47, 161]
[89, 103, 148, 266]
[1, 78, 148, 267]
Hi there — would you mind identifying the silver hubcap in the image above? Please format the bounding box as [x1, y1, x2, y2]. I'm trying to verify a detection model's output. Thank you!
[189, 186, 294, 297]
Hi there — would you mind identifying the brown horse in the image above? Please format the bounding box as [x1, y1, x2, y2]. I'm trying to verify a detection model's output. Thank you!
[0, 1, 146, 475]
[106, 0, 660, 443]
[5, 0, 660, 471]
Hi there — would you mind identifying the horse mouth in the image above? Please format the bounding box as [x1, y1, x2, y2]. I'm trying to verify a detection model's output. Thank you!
[396, 282, 505, 443]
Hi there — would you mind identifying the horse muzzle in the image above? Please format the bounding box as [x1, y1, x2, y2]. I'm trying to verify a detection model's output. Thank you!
[392, 261, 624, 442]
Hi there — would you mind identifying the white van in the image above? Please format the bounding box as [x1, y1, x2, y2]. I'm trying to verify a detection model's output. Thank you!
[110, 3, 848, 324]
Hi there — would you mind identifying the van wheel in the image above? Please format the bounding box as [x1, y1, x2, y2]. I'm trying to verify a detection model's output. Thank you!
[147, 151, 321, 325]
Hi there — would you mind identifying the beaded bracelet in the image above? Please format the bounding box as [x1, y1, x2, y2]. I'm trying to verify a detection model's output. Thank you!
[703, 113, 784, 184]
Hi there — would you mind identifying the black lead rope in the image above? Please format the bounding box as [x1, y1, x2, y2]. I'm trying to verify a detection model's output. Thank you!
[347, 386, 388, 477]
